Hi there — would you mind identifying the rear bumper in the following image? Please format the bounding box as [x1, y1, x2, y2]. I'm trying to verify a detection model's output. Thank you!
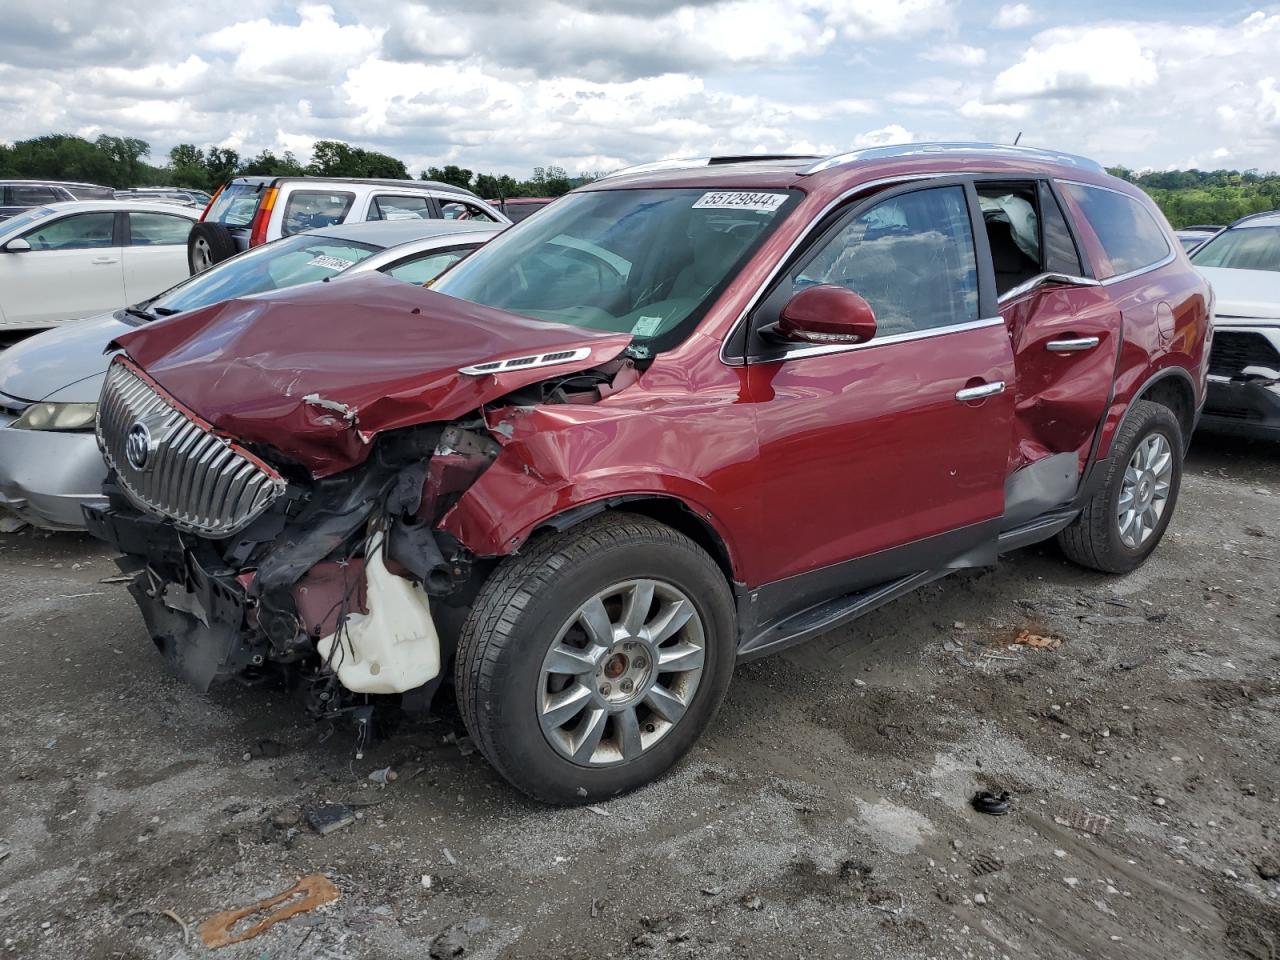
[0, 422, 107, 529]
[1198, 377, 1280, 441]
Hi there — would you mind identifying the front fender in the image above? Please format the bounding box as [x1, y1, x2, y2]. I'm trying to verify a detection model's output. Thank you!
[437, 403, 750, 577]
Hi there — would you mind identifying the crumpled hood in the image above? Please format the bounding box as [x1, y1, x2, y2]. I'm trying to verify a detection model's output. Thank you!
[0, 312, 129, 402]
[1197, 266, 1280, 322]
[113, 272, 632, 477]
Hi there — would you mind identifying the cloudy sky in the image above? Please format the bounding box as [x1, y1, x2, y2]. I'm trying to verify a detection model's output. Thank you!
[2, 0, 1278, 177]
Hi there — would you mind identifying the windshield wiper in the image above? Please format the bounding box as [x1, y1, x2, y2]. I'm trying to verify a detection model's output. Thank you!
[152, 306, 180, 316]
[123, 306, 157, 323]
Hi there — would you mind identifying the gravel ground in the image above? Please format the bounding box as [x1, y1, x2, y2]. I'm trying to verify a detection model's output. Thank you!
[1, 433, 1277, 960]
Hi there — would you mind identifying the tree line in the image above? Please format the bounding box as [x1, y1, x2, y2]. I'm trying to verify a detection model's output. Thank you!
[3, 132, 1278, 221]
[0, 134, 593, 199]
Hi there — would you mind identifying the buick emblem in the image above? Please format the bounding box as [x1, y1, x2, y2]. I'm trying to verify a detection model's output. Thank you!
[125, 421, 155, 471]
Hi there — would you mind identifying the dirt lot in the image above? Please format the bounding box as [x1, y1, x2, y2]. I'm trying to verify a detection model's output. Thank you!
[1, 434, 1277, 960]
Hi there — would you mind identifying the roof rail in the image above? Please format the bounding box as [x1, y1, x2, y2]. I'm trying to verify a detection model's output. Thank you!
[803, 142, 1106, 176]
[1227, 209, 1280, 227]
[599, 154, 819, 181]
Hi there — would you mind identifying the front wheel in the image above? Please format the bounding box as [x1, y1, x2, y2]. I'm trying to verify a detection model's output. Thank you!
[1058, 399, 1183, 574]
[454, 513, 736, 804]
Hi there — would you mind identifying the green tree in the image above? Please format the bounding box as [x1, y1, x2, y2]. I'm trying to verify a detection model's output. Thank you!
[94, 135, 151, 186]
[308, 140, 407, 179]
[203, 147, 241, 188]
[240, 149, 306, 177]
[424, 165, 474, 190]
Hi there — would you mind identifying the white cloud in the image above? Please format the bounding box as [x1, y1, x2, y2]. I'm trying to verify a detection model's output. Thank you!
[815, 0, 955, 39]
[992, 26, 1158, 100]
[921, 44, 987, 66]
[991, 3, 1035, 29]
[205, 4, 382, 86]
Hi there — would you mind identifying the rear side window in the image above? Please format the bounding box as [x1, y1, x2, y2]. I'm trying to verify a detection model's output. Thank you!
[440, 199, 497, 222]
[382, 247, 475, 284]
[1059, 183, 1170, 279]
[205, 183, 263, 228]
[21, 212, 115, 250]
[1039, 183, 1084, 277]
[129, 212, 191, 246]
[369, 195, 433, 221]
[281, 191, 355, 237]
[11, 185, 60, 206]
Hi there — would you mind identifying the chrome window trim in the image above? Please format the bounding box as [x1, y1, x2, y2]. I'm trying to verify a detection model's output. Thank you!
[1055, 178, 1175, 283]
[997, 271, 1102, 303]
[718, 173, 941, 366]
[763, 316, 1006, 363]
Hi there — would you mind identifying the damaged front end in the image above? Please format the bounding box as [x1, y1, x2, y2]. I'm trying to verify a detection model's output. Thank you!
[85, 276, 635, 721]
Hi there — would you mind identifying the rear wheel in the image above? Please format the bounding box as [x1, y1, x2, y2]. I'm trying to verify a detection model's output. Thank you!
[187, 222, 237, 274]
[1058, 399, 1183, 573]
[455, 514, 736, 804]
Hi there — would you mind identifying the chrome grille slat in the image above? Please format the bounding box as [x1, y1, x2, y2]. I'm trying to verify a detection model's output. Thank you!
[96, 362, 285, 537]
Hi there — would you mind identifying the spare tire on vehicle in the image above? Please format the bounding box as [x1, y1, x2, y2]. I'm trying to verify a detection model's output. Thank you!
[187, 222, 238, 274]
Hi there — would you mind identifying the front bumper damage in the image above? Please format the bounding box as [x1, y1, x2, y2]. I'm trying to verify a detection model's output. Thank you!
[85, 423, 493, 718]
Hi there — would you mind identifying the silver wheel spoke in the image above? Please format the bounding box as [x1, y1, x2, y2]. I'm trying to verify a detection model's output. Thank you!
[544, 642, 603, 677]
[577, 597, 616, 646]
[615, 706, 644, 761]
[621, 580, 655, 636]
[542, 682, 592, 729]
[646, 598, 694, 645]
[658, 642, 704, 672]
[644, 683, 687, 724]
[572, 708, 608, 763]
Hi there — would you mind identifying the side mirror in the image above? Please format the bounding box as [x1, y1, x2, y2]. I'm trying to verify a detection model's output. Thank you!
[3, 238, 31, 253]
[771, 283, 877, 346]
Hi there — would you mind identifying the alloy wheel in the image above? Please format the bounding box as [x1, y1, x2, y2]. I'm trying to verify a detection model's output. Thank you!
[1117, 432, 1173, 549]
[537, 578, 706, 767]
[192, 237, 212, 273]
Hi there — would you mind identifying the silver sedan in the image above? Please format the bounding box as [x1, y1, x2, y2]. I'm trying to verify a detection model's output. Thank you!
[0, 218, 502, 530]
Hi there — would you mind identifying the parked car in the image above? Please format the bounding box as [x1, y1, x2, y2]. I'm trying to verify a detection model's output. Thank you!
[85, 143, 1208, 803]
[188, 176, 510, 273]
[1191, 210, 1280, 440]
[0, 180, 115, 220]
[1176, 225, 1221, 252]
[114, 187, 211, 208]
[0, 200, 199, 332]
[489, 197, 556, 222]
[0, 218, 500, 531]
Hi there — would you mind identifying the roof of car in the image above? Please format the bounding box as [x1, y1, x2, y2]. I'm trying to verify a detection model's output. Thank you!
[229, 175, 480, 198]
[25, 199, 200, 216]
[586, 142, 1113, 193]
[303, 218, 504, 246]
[0, 179, 111, 189]
[1227, 210, 1280, 229]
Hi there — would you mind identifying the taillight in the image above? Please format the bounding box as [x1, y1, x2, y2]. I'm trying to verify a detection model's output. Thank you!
[248, 186, 279, 247]
[199, 183, 224, 222]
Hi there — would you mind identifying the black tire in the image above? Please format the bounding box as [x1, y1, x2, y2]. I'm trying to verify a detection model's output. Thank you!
[455, 513, 736, 804]
[187, 222, 237, 274]
[1057, 400, 1183, 574]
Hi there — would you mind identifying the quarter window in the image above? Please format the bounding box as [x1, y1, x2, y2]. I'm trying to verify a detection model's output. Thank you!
[382, 248, 473, 284]
[21, 212, 116, 250]
[10, 185, 60, 206]
[280, 191, 355, 236]
[370, 195, 433, 221]
[440, 200, 497, 222]
[795, 185, 979, 336]
[129, 212, 192, 246]
[1059, 183, 1170, 278]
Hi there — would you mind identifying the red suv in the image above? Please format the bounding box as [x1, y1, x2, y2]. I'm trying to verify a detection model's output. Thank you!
[87, 143, 1210, 803]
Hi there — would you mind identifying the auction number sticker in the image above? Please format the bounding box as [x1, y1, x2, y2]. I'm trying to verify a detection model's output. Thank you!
[692, 191, 787, 212]
[631, 315, 665, 337]
[306, 254, 356, 271]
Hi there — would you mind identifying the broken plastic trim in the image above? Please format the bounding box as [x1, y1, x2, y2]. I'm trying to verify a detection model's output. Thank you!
[459, 347, 592, 376]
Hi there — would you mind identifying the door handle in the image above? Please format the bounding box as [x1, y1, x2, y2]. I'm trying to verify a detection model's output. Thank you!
[91, 257, 119, 265]
[1045, 336, 1100, 353]
[955, 380, 1005, 402]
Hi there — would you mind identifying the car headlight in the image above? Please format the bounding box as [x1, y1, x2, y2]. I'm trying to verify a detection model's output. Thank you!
[11, 402, 98, 432]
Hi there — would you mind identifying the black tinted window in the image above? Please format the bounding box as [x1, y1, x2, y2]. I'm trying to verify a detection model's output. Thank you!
[1039, 183, 1084, 276]
[796, 185, 979, 335]
[11, 186, 59, 205]
[1061, 183, 1170, 278]
[281, 191, 355, 236]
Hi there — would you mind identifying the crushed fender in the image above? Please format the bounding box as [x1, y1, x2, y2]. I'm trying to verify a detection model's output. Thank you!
[197, 873, 340, 948]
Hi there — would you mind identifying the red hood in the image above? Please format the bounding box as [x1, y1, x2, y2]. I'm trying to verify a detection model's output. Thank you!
[113, 273, 632, 477]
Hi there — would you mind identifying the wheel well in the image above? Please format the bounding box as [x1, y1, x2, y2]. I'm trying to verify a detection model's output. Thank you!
[1136, 373, 1195, 450]
[533, 496, 738, 586]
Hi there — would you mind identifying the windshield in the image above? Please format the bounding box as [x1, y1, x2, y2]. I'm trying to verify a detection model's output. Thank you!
[145, 233, 381, 316]
[1191, 224, 1280, 273]
[0, 206, 55, 239]
[432, 187, 796, 354]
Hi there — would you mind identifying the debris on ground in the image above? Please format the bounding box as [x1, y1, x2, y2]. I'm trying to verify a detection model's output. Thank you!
[1011, 629, 1061, 650]
[700, 885, 723, 896]
[307, 804, 357, 835]
[442, 847, 458, 866]
[196, 874, 340, 948]
[429, 917, 489, 959]
[971, 790, 1012, 816]
[1254, 857, 1280, 881]
[970, 853, 1003, 876]
[0, 517, 27, 534]
[122, 907, 191, 945]
[739, 894, 764, 911]
[368, 766, 398, 786]
[1063, 809, 1111, 836]
[98, 575, 134, 584]
[586, 804, 610, 816]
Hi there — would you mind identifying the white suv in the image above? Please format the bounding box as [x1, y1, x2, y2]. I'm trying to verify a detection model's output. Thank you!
[187, 176, 510, 272]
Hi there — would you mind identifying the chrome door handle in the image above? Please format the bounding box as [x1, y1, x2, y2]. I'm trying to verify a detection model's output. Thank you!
[1046, 336, 1100, 353]
[91, 257, 119, 265]
[955, 380, 1005, 402]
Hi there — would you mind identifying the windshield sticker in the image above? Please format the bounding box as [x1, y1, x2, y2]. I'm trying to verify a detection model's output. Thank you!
[631, 315, 665, 337]
[692, 191, 787, 212]
[306, 254, 355, 272]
